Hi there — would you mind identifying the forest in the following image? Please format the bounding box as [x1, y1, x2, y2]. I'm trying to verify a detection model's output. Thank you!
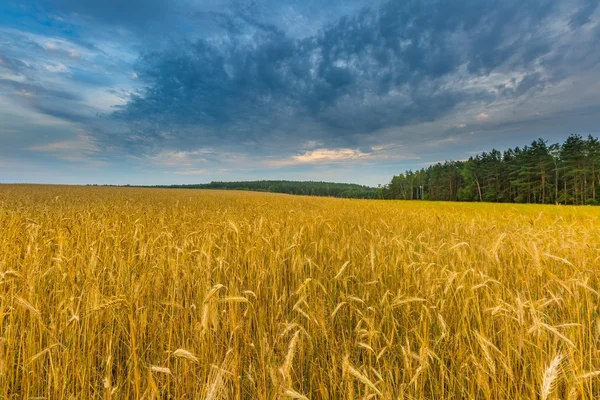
[151, 180, 379, 199]
[381, 134, 600, 205]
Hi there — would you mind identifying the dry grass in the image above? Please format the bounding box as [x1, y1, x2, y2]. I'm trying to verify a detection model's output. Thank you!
[1, 184, 600, 399]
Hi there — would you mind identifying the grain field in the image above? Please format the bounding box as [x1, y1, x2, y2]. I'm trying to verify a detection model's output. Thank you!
[1, 185, 599, 399]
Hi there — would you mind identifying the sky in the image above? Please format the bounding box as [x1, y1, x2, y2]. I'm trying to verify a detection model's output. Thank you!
[0, 0, 599, 186]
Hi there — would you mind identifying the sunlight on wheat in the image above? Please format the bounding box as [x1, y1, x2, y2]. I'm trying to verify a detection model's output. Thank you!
[1, 185, 599, 398]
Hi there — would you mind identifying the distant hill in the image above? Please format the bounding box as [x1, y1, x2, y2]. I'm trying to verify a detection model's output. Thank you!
[149, 180, 379, 199]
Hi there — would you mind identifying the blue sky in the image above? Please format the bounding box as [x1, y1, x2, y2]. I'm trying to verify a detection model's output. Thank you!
[1, 0, 599, 186]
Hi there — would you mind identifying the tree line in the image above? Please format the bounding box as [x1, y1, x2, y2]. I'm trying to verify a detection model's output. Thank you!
[151, 180, 378, 199]
[381, 134, 600, 205]
[132, 133, 599, 204]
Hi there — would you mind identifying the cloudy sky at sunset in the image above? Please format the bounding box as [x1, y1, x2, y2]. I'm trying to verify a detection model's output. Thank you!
[1, 0, 599, 185]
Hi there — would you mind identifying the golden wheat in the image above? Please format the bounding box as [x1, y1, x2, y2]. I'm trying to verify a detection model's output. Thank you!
[0, 184, 599, 398]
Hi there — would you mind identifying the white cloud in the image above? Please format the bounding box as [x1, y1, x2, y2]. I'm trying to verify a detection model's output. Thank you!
[85, 89, 127, 111]
[146, 149, 211, 167]
[45, 63, 68, 73]
[269, 148, 368, 167]
[296, 148, 366, 162]
[268, 145, 420, 167]
[41, 38, 85, 59]
[476, 112, 489, 121]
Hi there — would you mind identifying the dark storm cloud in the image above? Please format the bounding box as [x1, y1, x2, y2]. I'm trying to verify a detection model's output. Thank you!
[112, 0, 598, 152]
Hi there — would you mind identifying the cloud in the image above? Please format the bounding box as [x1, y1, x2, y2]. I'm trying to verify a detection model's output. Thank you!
[7, 82, 94, 124]
[173, 169, 207, 175]
[0, 23, 136, 131]
[2, 0, 600, 185]
[27, 133, 105, 163]
[45, 62, 68, 73]
[144, 149, 211, 168]
[0, 78, 81, 101]
[28, 135, 97, 153]
[289, 148, 368, 164]
[111, 0, 600, 160]
[570, 0, 599, 26]
[301, 140, 323, 149]
[267, 145, 420, 167]
[0, 54, 30, 75]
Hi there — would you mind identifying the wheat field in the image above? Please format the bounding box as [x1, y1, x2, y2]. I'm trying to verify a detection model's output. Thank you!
[1, 185, 600, 399]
